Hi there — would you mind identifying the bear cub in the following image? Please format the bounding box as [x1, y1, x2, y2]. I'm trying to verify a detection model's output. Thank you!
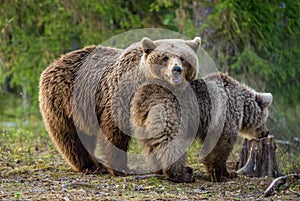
[131, 72, 272, 182]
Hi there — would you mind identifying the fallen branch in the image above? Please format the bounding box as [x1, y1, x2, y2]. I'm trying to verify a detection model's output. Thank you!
[263, 174, 299, 197]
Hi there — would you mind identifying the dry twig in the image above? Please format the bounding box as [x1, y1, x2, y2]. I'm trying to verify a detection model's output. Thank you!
[263, 174, 299, 197]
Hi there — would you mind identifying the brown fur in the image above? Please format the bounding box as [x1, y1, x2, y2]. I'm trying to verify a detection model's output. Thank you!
[131, 72, 272, 182]
[192, 72, 272, 181]
[131, 83, 199, 182]
[39, 45, 123, 173]
[39, 37, 201, 178]
[127, 37, 201, 182]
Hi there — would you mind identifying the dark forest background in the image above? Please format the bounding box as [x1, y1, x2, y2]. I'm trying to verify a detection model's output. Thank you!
[1, 0, 299, 142]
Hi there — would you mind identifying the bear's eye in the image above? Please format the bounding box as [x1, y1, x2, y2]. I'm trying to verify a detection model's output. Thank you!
[180, 57, 185, 62]
[162, 56, 169, 62]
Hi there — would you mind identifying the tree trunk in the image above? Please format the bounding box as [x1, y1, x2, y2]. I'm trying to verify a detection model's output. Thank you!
[237, 135, 282, 178]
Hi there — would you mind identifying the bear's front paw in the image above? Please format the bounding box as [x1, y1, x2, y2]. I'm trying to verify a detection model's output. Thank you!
[227, 171, 237, 178]
[167, 174, 195, 183]
[166, 169, 195, 183]
[185, 166, 193, 174]
[81, 164, 108, 175]
[209, 170, 237, 182]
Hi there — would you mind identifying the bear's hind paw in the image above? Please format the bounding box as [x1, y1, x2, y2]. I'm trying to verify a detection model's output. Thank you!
[82, 165, 108, 175]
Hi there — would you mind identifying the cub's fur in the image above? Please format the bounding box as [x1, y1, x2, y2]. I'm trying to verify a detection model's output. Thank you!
[131, 72, 272, 181]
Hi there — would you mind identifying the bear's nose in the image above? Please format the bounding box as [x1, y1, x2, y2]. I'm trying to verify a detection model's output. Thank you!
[172, 65, 182, 75]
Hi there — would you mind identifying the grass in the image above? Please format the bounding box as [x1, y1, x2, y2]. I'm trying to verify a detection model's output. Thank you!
[0, 121, 299, 200]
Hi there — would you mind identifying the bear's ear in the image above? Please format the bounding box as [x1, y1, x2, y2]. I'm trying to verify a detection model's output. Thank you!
[141, 37, 156, 54]
[185, 36, 201, 52]
[256, 93, 273, 108]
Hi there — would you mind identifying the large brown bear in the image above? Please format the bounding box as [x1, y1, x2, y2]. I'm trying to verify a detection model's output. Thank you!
[39, 37, 201, 182]
[131, 72, 272, 182]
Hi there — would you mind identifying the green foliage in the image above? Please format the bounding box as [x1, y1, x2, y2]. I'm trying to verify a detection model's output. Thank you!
[193, 0, 300, 139]
[279, 153, 300, 174]
[203, 0, 300, 100]
[0, 0, 146, 115]
[0, 0, 299, 140]
[1, 128, 34, 145]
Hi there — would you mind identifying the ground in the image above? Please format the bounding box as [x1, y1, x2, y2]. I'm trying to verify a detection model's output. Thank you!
[0, 123, 299, 200]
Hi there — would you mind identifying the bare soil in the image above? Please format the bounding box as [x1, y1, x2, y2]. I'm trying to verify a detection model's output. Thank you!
[0, 129, 299, 200]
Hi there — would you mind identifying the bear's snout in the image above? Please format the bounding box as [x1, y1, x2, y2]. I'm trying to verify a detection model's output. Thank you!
[172, 65, 182, 76]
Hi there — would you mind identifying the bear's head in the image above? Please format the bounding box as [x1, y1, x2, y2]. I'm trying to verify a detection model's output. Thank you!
[241, 92, 273, 139]
[140, 37, 201, 87]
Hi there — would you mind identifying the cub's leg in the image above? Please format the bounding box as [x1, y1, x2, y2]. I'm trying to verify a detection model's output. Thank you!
[201, 129, 237, 181]
[136, 104, 194, 183]
[142, 142, 194, 183]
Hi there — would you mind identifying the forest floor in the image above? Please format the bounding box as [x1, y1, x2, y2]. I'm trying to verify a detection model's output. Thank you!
[0, 127, 299, 200]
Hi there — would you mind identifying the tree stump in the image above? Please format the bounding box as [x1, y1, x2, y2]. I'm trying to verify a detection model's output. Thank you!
[237, 135, 282, 178]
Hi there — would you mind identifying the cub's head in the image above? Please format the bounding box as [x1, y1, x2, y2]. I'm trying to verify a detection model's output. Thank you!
[241, 92, 273, 139]
[140, 37, 201, 87]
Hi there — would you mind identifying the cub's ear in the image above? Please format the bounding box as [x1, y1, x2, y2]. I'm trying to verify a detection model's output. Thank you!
[141, 37, 156, 54]
[256, 93, 273, 108]
[185, 36, 201, 52]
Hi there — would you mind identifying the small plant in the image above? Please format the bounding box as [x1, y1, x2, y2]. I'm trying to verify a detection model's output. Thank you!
[278, 152, 300, 174]
[14, 191, 21, 200]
